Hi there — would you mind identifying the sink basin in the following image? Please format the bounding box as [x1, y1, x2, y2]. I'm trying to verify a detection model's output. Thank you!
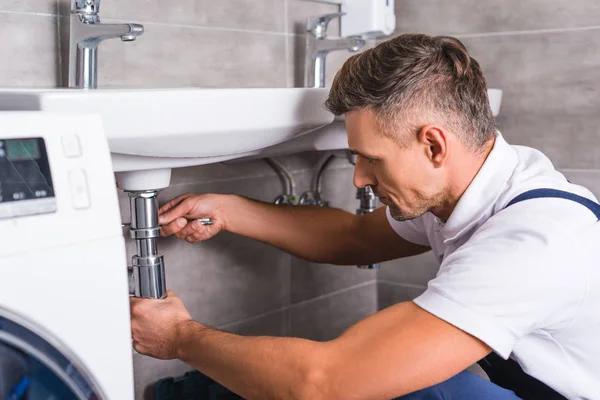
[0, 88, 333, 189]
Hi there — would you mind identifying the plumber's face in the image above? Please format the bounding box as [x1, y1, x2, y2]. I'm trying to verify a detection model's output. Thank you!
[345, 108, 442, 221]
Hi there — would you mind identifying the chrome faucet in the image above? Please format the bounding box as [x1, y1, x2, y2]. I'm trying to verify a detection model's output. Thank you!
[305, 13, 366, 88]
[68, 0, 144, 89]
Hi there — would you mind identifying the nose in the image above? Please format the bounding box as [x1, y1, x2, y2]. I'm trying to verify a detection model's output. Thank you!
[352, 160, 376, 189]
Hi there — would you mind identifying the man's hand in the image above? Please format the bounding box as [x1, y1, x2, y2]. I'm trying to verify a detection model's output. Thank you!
[130, 291, 194, 360]
[159, 193, 230, 243]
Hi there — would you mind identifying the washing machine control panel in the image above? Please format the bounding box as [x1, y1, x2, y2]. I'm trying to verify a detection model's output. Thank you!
[0, 137, 56, 219]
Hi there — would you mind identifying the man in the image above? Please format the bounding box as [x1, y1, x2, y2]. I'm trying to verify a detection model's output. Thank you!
[130, 34, 600, 399]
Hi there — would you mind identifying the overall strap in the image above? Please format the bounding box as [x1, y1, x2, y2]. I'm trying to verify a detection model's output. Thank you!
[505, 188, 600, 220]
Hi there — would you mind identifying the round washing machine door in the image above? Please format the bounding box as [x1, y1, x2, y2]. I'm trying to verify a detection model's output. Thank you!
[0, 308, 107, 400]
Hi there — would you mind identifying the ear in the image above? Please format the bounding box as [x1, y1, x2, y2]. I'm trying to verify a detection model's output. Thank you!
[416, 125, 448, 167]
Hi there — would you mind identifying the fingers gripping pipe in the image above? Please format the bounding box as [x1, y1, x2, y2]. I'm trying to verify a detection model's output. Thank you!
[126, 190, 166, 299]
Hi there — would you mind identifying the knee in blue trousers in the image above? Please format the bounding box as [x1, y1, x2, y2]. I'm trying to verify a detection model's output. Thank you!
[395, 371, 521, 400]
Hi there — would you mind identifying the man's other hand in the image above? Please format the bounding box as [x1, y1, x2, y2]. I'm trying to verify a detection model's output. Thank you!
[130, 291, 193, 360]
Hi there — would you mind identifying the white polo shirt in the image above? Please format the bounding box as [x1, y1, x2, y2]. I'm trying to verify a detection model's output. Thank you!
[387, 133, 600, 399]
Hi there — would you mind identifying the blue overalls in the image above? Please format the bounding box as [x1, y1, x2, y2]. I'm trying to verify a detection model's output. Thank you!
[398, 188, 600, 400]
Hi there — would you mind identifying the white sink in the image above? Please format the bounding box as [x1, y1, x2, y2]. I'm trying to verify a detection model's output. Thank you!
[0, 88, 333, 189]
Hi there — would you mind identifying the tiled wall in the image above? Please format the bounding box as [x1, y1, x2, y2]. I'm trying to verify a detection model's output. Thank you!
[378, 0, 600, 312]
[0, 1, 376, 399]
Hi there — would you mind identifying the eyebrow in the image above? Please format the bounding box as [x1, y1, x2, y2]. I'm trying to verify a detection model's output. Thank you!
[349, 149, 381, 160]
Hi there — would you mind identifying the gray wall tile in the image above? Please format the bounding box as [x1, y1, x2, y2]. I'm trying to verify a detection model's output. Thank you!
[0, 14, 58, 87]
[220, 309, 290, 337]
[291, 257, 376, 304]
[394, 0, 600, 36]
[561, 169, 600, 198]
[99, 0, 286, 33]
[378, 251, 440, 287]
[461, 29, 600, 169]
[0, 0, 57, 14]
[290, 282, 377, 341]
[377, 282, 426, 311]
[93, 23, 287, 88]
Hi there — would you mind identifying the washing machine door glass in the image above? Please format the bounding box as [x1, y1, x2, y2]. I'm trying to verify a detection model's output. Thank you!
[0, 310, 106, 400]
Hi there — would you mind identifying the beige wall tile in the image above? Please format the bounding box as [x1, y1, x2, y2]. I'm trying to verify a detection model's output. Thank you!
[0, 13, 58, 87]
[378, 251, 440, 287]
[0, 0, 57, 14]
[377, 282, 426, 311]
[220, 309, 290, 336]
[92, 23, 287, 88]
[394, 0, 600, 36]
[461, 30, 600, 169]
[99, 0, 286, 33]
[290, 282, 377, 341]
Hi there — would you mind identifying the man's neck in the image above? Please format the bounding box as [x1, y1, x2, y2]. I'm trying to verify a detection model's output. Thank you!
[431, 137, 496, 222]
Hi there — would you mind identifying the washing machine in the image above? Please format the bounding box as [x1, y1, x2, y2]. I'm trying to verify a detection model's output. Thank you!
[0, 112, 134, 399]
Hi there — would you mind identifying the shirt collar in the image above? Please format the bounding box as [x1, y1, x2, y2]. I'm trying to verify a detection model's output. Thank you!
[438, 132, 518, 242]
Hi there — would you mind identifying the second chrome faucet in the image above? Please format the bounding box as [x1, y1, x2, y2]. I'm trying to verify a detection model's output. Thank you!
[305, 13, 366, 88]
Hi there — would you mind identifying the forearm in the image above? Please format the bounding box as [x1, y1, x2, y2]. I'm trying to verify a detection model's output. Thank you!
[222, 195, 368, 264]
[176, 321, 328, 400]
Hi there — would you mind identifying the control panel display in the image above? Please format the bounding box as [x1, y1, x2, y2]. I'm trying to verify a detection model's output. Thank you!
[5, 139, 41, 161]
[0, 137, 56, 219]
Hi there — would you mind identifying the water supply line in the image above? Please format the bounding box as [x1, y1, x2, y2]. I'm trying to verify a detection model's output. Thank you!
[264, 158, 299, 205]
[299, 154, 335, 207]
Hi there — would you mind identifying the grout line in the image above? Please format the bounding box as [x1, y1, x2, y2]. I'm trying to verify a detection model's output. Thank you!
[559, 168, 600, 173]
[56, 0, 62, 88]
[288, 279, 377, 308]
[218, 279, 377, 330]
[377, 280, 427, 290]
[0, 10, 56, 17]
[103, 18, 294, 37]
[284, 0, 290, 87]
[218, 306, 289, 331]
[451, 25, 600, 40]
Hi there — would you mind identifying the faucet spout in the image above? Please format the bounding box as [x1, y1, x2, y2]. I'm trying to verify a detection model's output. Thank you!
[314, 36, 365, 54]
[67, 1, 144, 89]
[73, 18, 144, 47]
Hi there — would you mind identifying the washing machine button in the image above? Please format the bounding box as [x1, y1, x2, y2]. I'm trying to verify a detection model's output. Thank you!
[62, 135, 82, 158]
[69, 169, 90, 210]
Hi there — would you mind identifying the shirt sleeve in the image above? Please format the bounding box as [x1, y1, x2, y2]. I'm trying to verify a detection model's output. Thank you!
[385, 207, 430, 246]
[413, 209, 585, 359]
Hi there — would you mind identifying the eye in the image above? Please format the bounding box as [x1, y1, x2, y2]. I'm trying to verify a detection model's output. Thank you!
[365, 156, 376, 164]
